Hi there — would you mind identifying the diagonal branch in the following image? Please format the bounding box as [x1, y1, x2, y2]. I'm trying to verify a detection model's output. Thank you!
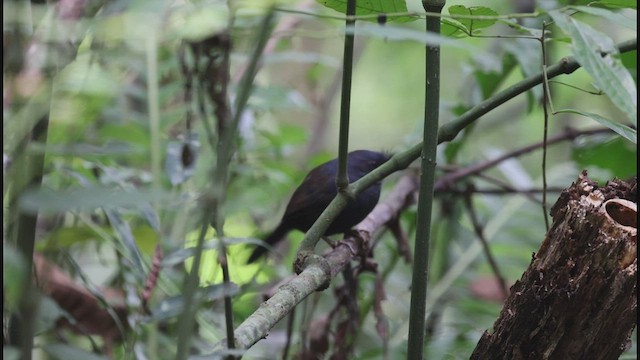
[292, 38, 636, 275]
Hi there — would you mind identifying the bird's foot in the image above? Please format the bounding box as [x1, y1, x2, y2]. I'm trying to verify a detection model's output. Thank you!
[293, 251, 332, 291]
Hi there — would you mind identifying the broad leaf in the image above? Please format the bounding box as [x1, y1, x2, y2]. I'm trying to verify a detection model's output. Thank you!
[570, 6, 636, 30]
[499, 19, 543, 38]
[504, 39, 545, 110]
[448, 5, 499, 35]
[558, 109, 637, 143]
[573, 136, 637, 179]
[550, 11, 637, 123]
[593, 0, 637, 9]
[3, 243, 26, 310]
[19, 187, 175, 213]
[316, 0, 415, 23]
[441, 18, 469, 38]
[105, 209, 145, 274]
[43, 344, 109, 360]
[619, 50, 637, 79]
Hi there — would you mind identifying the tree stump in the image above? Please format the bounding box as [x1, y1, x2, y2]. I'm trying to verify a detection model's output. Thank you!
[471, 172, 637, 360]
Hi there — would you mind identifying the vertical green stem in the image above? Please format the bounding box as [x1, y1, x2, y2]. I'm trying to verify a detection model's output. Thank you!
[336, 0, 356, 190]
[407, 2, 444, 359]
[147, 32, 162, 200]
[539, 22, 551, 232]
[295, 1, 358, 257]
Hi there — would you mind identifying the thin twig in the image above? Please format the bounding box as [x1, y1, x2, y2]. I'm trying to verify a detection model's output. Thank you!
[463, 190, 510, 299]
[435, 127, 613, 191]
[438, 186, 565, 196]
[282, 305, 296, 359]
[472, 173, 555, 204]
[540, 22, 551, 231]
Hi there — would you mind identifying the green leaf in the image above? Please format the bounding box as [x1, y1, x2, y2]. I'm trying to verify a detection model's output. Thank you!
[41, 226, 105, 248]
[593, 0, 637, 9]
[3, 243, 27, 311]
[558, 0, 593, 5]
[43, 344, 109, 360]
[572, 136, 637, 179]
[316, 0, 415, 23]
[162, 242, 220, 266]
[105, 209, 145, 274]
[549, 11, 637, 123]
[499, 19, 543, 37]
[448, 5, 499, 34]
[557, 109, 637, 143]
[440, 18, 469, 38]
[619, 50, 637, 79]
[503, 39, 546, 110]
[19, 187, 175, 214]
[472, 52, 517, 100]
[162, 237, 263, 266]
[570, 6, 636, 30]
[143, 283, 239, 322]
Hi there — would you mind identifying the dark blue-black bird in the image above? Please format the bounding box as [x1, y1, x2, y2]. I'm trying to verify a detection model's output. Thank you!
[247, 150, 390, 263]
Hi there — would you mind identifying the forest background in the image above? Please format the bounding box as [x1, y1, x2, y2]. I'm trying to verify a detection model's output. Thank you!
[3, 0, 637, 358]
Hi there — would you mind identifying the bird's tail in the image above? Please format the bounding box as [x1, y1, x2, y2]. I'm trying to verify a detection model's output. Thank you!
[246, 224, 289, 264]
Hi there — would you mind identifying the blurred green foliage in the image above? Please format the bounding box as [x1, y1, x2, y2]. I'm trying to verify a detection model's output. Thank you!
[2, 0, 636, 359]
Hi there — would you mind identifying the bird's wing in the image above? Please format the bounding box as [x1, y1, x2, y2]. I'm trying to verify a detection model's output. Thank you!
[282, 168, 335, 224]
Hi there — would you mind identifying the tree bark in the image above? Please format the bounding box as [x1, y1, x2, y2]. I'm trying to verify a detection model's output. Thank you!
[471, 172, 637, 360]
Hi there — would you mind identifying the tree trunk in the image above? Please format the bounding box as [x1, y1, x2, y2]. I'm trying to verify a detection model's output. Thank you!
[471, 172, 637, 360]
